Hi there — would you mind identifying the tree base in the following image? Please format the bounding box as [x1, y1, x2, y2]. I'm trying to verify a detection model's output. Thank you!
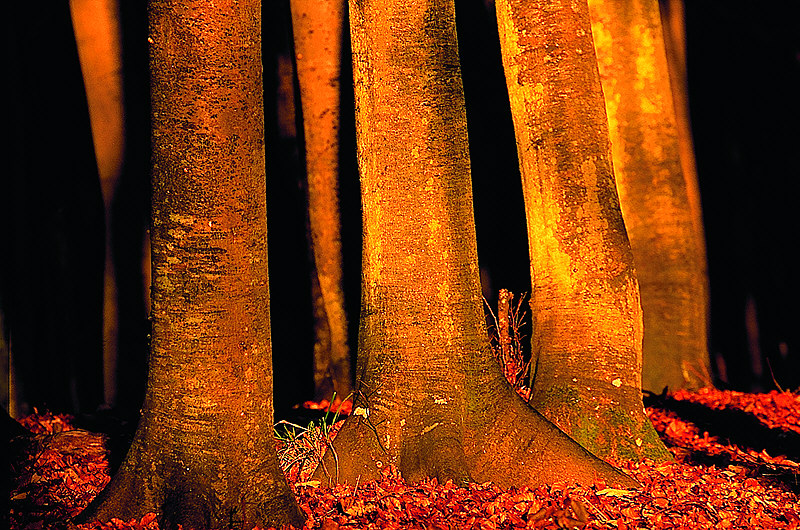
[314, 377, 638, 490]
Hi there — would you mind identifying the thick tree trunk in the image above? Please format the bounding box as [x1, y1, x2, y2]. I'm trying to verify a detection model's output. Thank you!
[290, 0, 353, 401]
[587, 0, 710, 392]
[314, 0, 636, 490]
[75, 1, 304, 528]
[495, 0, 670, 462]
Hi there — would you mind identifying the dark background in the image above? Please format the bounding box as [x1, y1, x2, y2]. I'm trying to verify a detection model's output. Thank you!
[4, 1, 798, 423]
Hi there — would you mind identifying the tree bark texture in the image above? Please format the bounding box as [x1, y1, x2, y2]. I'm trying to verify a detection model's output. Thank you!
[290, 0, 353, 401]
[76, 1, 304, 528]
[495, 0, 670, 462]
[587, 0, 710, 391]
[314, 0, 637, 490]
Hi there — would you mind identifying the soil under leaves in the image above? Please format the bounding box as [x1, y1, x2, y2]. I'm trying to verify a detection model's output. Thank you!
[8, 388, 800, 530]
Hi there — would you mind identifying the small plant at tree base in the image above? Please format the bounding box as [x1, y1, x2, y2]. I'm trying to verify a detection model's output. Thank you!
[274, 392, 352, 484]
[485, 289, 532, 401]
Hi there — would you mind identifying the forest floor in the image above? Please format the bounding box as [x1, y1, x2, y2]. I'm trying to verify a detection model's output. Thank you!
[8, 387, 800, 530]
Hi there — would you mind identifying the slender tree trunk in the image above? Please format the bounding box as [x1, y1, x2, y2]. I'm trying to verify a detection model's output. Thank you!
[495, 0, 670, 462]
[290, 0, 353, 401]
[587, 0, 710, 392]
[659, 0, 712, 384]
[659, 0, 705, 247]
[75, 1, 304, 528]
[9, 2, 106, 417]
[314, 0, 636, 490]
[69, 0, 126, 407]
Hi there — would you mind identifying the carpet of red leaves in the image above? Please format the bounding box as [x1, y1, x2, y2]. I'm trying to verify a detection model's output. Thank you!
[8, 389, 800, 530]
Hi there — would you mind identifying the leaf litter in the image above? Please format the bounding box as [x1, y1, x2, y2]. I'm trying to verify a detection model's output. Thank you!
[8, 388, 800, 530]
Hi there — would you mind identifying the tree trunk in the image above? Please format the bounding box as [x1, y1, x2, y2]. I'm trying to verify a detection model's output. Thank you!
[314, 0, 637, 490]
[75, 1, 304, 528]
[69, 0, 126, 408]
[495, 0, 670, 462]
[587, 0, 710, 392]
[290, 0, 353, 401]
[660, 0, 712, 385]
[7, 2, 105, 417]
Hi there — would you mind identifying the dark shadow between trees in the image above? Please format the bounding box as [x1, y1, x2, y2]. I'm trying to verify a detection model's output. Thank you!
[644, 391, 800, 462]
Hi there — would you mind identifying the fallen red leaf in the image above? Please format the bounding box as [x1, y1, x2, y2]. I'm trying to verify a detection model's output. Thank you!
[9, 389, 800, 530]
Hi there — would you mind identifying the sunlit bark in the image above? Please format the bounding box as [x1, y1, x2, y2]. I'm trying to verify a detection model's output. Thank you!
[496, 0, 670, 461]
[314, 0, 636, 489]
[587, 0, 709, 391]
[290, 0, 353, 400]
[75, 1, 304, 528]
